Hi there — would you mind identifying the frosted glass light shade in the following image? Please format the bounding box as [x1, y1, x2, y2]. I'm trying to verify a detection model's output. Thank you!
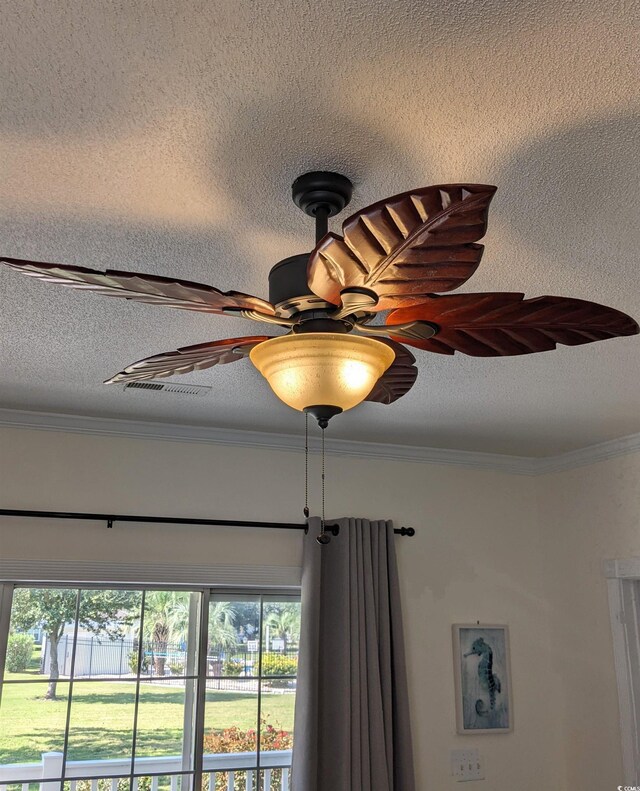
[249, 332, 395, 413]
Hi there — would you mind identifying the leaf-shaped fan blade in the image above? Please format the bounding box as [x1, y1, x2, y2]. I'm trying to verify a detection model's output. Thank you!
[387, 294, 639, 356]
[307, 184, 497, 310]
[1, 258, 276, 316]
[365, 340, 418, 404]
[105, 336, 272, 384]
[354, 319, 437, 343]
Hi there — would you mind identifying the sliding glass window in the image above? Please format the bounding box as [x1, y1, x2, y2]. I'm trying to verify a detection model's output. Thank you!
[0, 585, 300, 791]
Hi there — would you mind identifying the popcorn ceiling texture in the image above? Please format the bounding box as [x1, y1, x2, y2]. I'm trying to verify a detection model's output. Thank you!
[0, 0, 638, 456]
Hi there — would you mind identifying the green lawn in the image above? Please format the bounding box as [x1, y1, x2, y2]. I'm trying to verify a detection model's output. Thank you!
[1, 665, 294, 764]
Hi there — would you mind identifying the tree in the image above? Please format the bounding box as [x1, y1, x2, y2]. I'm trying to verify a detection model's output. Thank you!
[10, 588, 138, 700]
[264, 603, 300, 653]
[142, 591, 191, 677]
[208, 600, 237, 653]
[224, 600, 259, 641]
[140, 595, 237, 677]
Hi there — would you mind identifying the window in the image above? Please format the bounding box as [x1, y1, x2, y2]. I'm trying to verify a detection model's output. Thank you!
[0, 585, 300, 791]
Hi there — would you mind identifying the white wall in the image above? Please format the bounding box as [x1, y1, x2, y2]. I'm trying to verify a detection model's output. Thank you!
[538, 452, 640, 789]
[0, 425, 566, 789]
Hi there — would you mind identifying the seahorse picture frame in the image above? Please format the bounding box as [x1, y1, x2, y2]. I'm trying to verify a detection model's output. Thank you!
[452, 624, 513, 734]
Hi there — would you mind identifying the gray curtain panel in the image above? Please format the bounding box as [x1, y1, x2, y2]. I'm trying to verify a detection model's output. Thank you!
[291, 518, 415, 791]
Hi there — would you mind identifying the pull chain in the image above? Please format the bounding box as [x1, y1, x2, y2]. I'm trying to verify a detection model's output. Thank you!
[321, 427, 325, 533]
[317, 427, 331, 544]
[303, 413, 309, 518]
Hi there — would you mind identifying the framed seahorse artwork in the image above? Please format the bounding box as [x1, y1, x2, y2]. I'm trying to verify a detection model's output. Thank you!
[452, 624, 513, 734]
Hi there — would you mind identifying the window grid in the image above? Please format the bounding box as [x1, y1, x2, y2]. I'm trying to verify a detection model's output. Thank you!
[59, 588, 82, 789]
[128, 588, 147, 790]
[256, 595, 265, 777]
[0, 584, 300, 791]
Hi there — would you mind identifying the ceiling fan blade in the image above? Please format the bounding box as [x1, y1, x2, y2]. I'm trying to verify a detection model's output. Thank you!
[307, 184, 496, 311]
[353, 319, 437, 343]
[1, 257, 276, 316]
[105, 336, 272, 384]
[387, 293, 639, 356]
[365, 339, 418, 404]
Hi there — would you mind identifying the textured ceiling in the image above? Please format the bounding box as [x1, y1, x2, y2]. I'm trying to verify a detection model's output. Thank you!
[0, 0, 638, 456]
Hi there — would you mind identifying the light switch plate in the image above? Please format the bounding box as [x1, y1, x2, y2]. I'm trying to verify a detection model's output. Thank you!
[451, 749, 484, 782]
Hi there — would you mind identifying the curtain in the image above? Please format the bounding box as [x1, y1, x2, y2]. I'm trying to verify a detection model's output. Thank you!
[291, 518, 415, 791]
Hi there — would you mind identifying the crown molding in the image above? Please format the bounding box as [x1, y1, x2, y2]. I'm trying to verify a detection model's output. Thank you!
[0, 407, 639, 476]
[532, 432, 640, 475]
[0, 407, 536, 474]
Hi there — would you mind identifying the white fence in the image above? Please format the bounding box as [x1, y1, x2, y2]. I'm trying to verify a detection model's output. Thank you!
[42, 635, 134, 678]
[41, 636, 298, 687]
[0, 751, 292, 791]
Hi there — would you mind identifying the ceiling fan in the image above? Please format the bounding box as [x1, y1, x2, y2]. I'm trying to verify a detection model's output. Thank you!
[2, 172, 638, 429]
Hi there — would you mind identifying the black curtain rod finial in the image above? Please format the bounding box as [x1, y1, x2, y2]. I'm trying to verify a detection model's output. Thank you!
[396, 526, 415, 537]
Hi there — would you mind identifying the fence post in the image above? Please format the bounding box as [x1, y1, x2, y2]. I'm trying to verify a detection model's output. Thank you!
[40, 751, 64, 791]
[88, 636, 94, 678]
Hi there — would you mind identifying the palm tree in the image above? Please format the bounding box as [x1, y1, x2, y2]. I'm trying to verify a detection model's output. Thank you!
[265, 604, 300, 653]
[143, 591, 190, 676]
[208, 601, 238, 653]
[140, 595, 240, 676]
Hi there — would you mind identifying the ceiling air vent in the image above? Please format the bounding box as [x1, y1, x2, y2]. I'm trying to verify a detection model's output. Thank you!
[122, 381, 211, 397]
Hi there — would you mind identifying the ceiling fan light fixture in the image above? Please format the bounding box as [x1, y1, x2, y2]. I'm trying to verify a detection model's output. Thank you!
[249, 333, 395, 417]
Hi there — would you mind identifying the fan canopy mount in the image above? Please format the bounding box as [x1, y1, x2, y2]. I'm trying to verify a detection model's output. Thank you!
[2, 169, 637, 428]
[291, 171, 354, 219]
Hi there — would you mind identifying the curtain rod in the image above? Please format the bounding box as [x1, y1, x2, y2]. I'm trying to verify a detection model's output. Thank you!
[0, 508, 415, 537]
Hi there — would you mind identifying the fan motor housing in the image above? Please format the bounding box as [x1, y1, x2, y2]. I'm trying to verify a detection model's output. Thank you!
[268, 253, 334, 317]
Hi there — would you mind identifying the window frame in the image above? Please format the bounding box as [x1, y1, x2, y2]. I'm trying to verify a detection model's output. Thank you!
[605, 558, 640, 785]
[0, 581, 300, 791]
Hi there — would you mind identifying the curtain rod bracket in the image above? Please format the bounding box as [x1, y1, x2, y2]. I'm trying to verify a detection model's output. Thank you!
[323, 523, 340, 537]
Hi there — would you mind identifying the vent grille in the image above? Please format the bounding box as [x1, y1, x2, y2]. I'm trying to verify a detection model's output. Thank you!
[125, 381, 164, 391]
[122, 381, 211, 397]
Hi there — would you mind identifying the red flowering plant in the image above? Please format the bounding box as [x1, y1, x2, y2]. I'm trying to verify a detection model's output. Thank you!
[202, 718, 293, 791]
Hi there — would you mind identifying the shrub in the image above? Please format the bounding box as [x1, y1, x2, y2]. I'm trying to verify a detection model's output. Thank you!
[128, 649, 149, 675]
[6, 633, 34, 673]
[73, 779, 151, 791]
[223, 658, 245, 676]
[168, 661, 184, 676]
[261, 653, 297, 676]
[203, 720, 293, 791]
